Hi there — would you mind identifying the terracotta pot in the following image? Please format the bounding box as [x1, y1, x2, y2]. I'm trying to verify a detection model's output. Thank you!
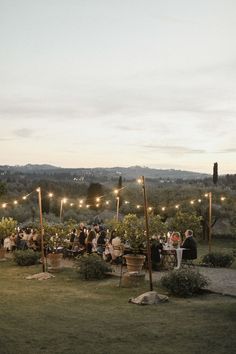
[0, 248, 6, 260]
[47, 253, 63, 271]
[124, 254, 146, 273]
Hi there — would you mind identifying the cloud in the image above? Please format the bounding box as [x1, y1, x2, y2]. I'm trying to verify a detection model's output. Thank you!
[142, 144, 206, 155]
[218, 148, 236, 153]
[13, 128, 34, 138]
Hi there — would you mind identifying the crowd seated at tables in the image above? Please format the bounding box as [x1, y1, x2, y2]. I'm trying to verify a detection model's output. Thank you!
[1, 222, 197, 270]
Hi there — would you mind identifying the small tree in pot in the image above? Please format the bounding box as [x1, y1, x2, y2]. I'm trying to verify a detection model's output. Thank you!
[117, 214, 146, 272]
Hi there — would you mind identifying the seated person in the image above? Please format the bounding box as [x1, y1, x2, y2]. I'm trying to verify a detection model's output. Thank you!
[181, 229, 197, 260]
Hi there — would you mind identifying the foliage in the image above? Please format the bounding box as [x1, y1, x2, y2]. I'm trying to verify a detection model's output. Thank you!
[74, 253, 111, 280]
[43, 222, 72, 253]
[169, 211, 203, 238]
[0, 217, 17, 243]
[149, 215, 167, 236]
[160, 268, 209, 296]
[13, 249, 40, 266]
[116, 214, 145, 255]
[202, 252, 235, 268]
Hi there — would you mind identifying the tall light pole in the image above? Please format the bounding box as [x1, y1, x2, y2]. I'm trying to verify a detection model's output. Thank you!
[60, 198, 67, 223]
[114, 190, 120, 222]
[138, 176, 153, 291]
[36, 187, 46, 272]
[208, 192, 212, 253]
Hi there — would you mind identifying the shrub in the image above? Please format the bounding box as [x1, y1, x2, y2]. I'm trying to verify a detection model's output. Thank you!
[202, 252, 234, 268]
[160, 268, 208, 296]
[13, 250, 40, 266]
[74, 253, 112, 280]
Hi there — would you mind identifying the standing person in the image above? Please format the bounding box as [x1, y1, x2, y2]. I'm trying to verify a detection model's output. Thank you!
[181, 229, 197, 260]
[78, 224, 86, 248]
[86, 228, 96, 254]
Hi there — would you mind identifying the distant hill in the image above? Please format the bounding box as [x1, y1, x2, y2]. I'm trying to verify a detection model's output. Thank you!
[0, 164, 209, 180]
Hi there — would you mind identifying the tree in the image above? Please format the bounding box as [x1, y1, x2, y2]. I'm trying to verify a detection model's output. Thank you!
[170, 211, 203, 239]
[213, 162, 218, 185]
[86, 183, 104, 209]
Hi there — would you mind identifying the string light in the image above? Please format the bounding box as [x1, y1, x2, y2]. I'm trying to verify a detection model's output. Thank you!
[0, 187, 230, 214]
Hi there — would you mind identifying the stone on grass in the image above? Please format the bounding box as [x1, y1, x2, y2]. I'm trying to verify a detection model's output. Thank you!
[129, 291, 169, 305]
[26, 272, 55, 281]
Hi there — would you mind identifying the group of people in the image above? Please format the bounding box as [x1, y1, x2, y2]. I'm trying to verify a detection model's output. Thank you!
[66, 224, 123, 263]
[3, 228, 41, 252]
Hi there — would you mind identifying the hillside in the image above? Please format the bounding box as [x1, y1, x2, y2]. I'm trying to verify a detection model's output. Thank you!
[0, 164, 209, 180]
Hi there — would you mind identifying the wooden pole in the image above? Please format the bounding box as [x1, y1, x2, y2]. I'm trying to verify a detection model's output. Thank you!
[141, 176, 153, 291]
[116, 196, 120, 222]
[208, 192, 212, 253]
[37, 187, 46, 272]
[59, 199, 63, 223]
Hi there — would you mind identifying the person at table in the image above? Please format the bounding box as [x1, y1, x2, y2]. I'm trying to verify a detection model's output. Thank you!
[181, 229, 197, 260]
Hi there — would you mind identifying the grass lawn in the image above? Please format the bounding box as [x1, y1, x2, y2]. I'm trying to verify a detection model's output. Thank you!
[0, 259, 236, 354]
[197, 238, 236, 268]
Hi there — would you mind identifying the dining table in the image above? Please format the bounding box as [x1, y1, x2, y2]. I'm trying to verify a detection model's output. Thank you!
[161, 245, 187, 270]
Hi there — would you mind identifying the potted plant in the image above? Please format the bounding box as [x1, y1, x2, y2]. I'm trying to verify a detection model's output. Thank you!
[0, 217, 17, 259]
[117, 214, 146, 272]
[44, 223, 70, 271]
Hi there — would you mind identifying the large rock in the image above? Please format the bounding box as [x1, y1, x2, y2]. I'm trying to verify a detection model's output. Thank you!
[129, 291, 169, 305]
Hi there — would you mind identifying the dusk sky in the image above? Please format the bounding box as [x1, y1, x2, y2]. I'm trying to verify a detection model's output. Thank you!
[1, 0, 236, 174]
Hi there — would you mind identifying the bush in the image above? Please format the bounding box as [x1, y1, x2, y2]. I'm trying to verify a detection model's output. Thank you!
[160, 268, 209, 296]
[201, 252, 234, 268]
[13, 250, 40, 266]
[74, 253, 112, 280]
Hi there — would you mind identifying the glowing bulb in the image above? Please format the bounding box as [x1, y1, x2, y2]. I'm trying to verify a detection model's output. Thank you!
[137, 178, 142, 184]
[105, 201, 109, 205]
[79, 204, 82, 208]
[2, 203, 7, 208]
[36, 188, 40, 192]
[48, 193, 53, 198]
[175, 205, 179, 209]
[137, 205, 141, 209]
[14, 200, 18, 205]
[198, 199, 202, 203]
[221, 196, 226, 201]
[62, 198, 67, 204]
[114, 189, 118, 195]
[86, 205, 90, 208]
[70, 203, 74, 207]
[148, 207, 153, 211]
[79, 199, 84, 204]
[96, 197, 100, 202]
[22, 196, 27, 200]
[161, 207, 166, 211]
[96, 204, 100, 208]
[204, 193, 209, 197]
[190, 200, 194, 205]
[124, 200, 129, 204]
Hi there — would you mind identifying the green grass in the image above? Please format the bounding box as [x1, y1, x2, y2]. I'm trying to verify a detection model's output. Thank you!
[0, 260, 236, 354]
[197, 238, 236, 268]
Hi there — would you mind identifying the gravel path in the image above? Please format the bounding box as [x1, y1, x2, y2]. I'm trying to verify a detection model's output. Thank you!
[62, 259, 236, 297]
[149, 266, 236, 297]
